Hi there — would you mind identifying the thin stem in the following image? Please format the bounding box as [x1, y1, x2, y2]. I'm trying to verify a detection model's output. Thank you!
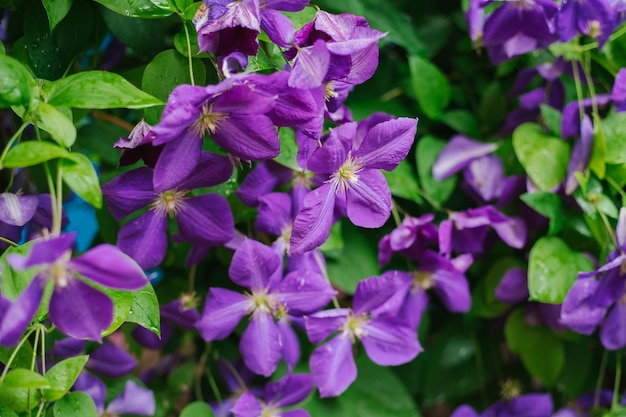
[607, 175, 626, 207]
[194, 345, 211, 402]
[39, 327, 46, 377]
[0, 326, 39, 382]
[610, 23, 626, 42]
[220, 358, 248, 392]
[595, 349, 609, 408]
[582, 52, 598, 117]
[391, 199, 402, 226]
[613, 352, 622, 410]
[598, 209, 617, 249]
[183, 21, 196, 86]
[205, 361, 223, 405]
[51, 162, 64, 236]
[34, 401, 46, 417]
[415, 186, 448, 213]
[30, 327, 39, 372]
[313, 250, 340, 309]
[572, 58, 586, 123]
[0, 122, 28, 169]
[0, 236, 19, 247]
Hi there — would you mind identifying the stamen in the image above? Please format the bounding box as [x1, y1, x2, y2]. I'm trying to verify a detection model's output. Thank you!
[328, 152, 365, 193]
[151, 189, 189, 218]
[412, 271, 435, 292]
[190, 104, 229, 137]
[342, 312, 370, 342]
[324, 81, 339, 101]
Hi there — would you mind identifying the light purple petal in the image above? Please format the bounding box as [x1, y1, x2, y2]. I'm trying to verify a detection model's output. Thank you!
[106, 380, 155, 416]
[0, 193, 38, 226]
[307, 123, 354, 174]
[289, 183, 337, 254]
[345, 169, 391, 228]
[240, 311, 282, 376]
[618, 207, 626, 249]
[50, 280, 113, 342]
[231, 392, 262, 417]
[117, 210, 168, 270]
[265, 373, 312, 407]
[495, 268, 529, 304]
[70, 244, 148, 290]
[278, 319, 300, 368]
[560, 278, 605, 334]
[354, 118, 418, 171]
[463, 155, 504, 201]
[88, 343, 137, 378]
[261, 8, 294, 46]
[451, 405, 480, 417]
[353, 273, 403, 315]
[432, 269, 471, 313]
[432, 135, 498, 180]
[492, 215, 527, 249]
[178, 152, 234, 190]
[361, 318, 422, 366]
[10, 233, 75, 268]
[229, 239, 281, 291]
[72, 372, 106, 414]
[309, 334, 356, 398]
[274, 270, 337, 315]
[288, 39, 331, 89]
[0, 275, 45, 347]
[196, 288, 250, 341]
[304, 308, 350, 344]
[600, 301, 626, 350]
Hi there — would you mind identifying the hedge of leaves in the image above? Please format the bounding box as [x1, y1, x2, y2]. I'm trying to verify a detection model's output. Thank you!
[1, 0, 626, 416]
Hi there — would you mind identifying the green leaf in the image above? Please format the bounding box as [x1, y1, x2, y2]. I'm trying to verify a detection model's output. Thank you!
[602, 109, 626, 164]
[60, 153, 102, 208]
[416, 135, 457, 205]
[273, 128, 300, 171]
[0, 342, 34, 370]
[284, 6, 317, 31]
[142, 49, 207, 124]
[45, 71, 163, 109]
[42, 0, 74, 30]
[174, 21, 209, 58]
[94, 0, 173, 18]
[326, 223, 379, 294]
[478, 82, 506, 131]
[527, 236, 594, 304]
[52, 391, 97, 417]
[305, 356, 422, 417]
[555, 342, 594, 397]
[383, 160, 423, 205]
[99, 286, 133, 337]
[35, 102, 76, 148]
[126, 284, 161, 337]
[0, 241, 37, 300]
[539, 104, 562, 137]
[520, 192, 563, 235]
[0, 385, 40, 412]
[590, 113, 606, 178]
[437, 110, 480, 137]
[100, 6, 168, 56]
[3, 369, 50, 389]
[512, 123, 570, 191]
[180, 401, 217, 417]
[43, 355, 89, 401]
[504, 307, 565, 385]
[3, 141, 70, 168]
[408, 55, 450, 118]
[0, 55, 37, 109]
[0, 405, 18, 417]
[319, 221, 344, 257]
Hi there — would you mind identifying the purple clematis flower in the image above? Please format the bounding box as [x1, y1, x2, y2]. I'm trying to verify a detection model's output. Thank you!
[88, 343, 137, 378]
[289, 116, 418, 254]
[102, 152, 234, 270]
[196, 239, 336, 376]
[377, 214, 438, 268]
[231, 373, 312, 417]
[432, 135, 498, 181]
[557, 0, 616, 48]
[7, 232, 149, 342]
[305, 274, 421, 397]
[565, 114, 594, 194]
[114, 119, 161, 168]
[481, 392, 553, 417]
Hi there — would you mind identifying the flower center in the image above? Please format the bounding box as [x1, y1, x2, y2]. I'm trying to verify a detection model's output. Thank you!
[329, 153, 364, 193]
[342, 312, 370, 341]
[191, 104, 229, 137]
[180, 291, 200, 310]
[411, 271, 434, 292]
[587, 20, 602, 38]
[248, 290, 278, 314]
[261, 404, 281, 417]
[500, 378, 522, 400]
[151, 189, 188, 218]
[324, 81, 339, 101]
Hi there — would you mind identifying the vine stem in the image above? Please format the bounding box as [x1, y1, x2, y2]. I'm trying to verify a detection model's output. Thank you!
[0, 236, 19, 247]
[183, 21, 196, 86]
[51, 163, 64, 237]
[0, 326, 39, 383]
[0, 122, 28, 169]
[613, 352, 622, 410]
[595, 349, 609, 408]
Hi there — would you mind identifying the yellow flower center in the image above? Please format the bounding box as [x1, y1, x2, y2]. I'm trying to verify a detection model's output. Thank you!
[151, 189, 188, 218]
[191, 104, 229, 137]
[329, 153, 364, 193]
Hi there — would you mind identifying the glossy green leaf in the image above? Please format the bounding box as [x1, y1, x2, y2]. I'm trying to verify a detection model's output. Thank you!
[100, 6, 168, 56]
[305, 356, 422, 417]
[602, 109, 626, 164]
[0, 385, 40, 412]
[284, 6, 317, 31]
[513, 123, 570, 191]
[95, 285, 133, 337]
[527, 236, 594, 304]
[126, 284, 161, 337]
[3, 369, 50, 389]
[45, 71, 163, 109]
[52, 391, 97, 417]
[590, 113, 606, 178]
[142, 49, 207, 124]
[274, 128, 300, 171]
[173, 21, 209, 58]
[416, 135, 457, 205]
[505, 308, 565, 385]
[35, 102, 76, 148]
[437, 110, 480, 137]
[181, 401, 217, 417]
[2, 141, 70, 168]
[0, 342, 34, 370]
[383, 160, 423, 205]
[44, 355, 89, 401]
[409, 55, 450, 118]
[520, 192, 563, 235]
[42, 0, 74, 30]
[60, 153, 102, 208]
[0, 241, 37, 300]
[326, 223, 379, 294]
[539, 104, 561, 137]
[0, 55, 37, 109]
[0, 405, 18, 417]
[94, 0, 173, 18]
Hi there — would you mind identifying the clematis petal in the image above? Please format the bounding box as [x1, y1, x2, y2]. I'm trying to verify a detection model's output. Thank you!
[88, 343, 137, 378]
[73, 372, 106, 414]
[117, 211, 168, 270]
[9, 233, 75, 269]
[151, 85, 206, 145]
[290, 183, 337, 254]
[178, 152, 234, 190]
[265, 373, 312, 407]
[236, 161, 294, 207]
[560, 278, 605, 334]
[345, 169, 391, 228]
[354, 118, 418, 171]
[106, 380, 155, 416]
[49, 280, 113, 342]
[177, 194, 234, 245]
[617, 206, 626, 249]
[101, 167, 155, 221]
[0, 193, 38, 226]
[261, 9, 294, 47]
[240, 311, 282, 376]
[495, 268, 529, 304]
[70, 244, 148, 290]
[600, 301, 626, 350]
[288, 39, 331, 89]
[278, 319, 300, 368]
[153, 132, 203, 193]
[274, 270, 337, 315]
[196, 288, 250, 341]
[432, 135, 498, 180]
[451, 405, 480, 417]
[361, 318, 422, 366]
[256, 192, 292, 236]
[0, 275, 45, 347]
[309, 334, 356, 398]
[304, 308, 350, 344]
[282, 410, 311, 417]
[231, 392, 262, 417]
[213, 114, 279, 161]
[307, 123, 354, 174]
[432, 268, 471, 313]
[229, 238, 281, 291]
[353, 273, 403, 315]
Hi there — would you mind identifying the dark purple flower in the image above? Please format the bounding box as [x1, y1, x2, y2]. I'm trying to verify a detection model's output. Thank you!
[495, 268, 529, 304]
[114, 119, 161, 168]
[557, 0, 616, 47]
[196, 239, 336, 376]
[104, 380, 156, 417]
[102, 152, 234, 270]
[289, 116, 418, 254]
[481, 392, 553, 417]
[7, 233, 148, 342]
[88, 343, 137, 378]
[305, 274, 421, 397]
